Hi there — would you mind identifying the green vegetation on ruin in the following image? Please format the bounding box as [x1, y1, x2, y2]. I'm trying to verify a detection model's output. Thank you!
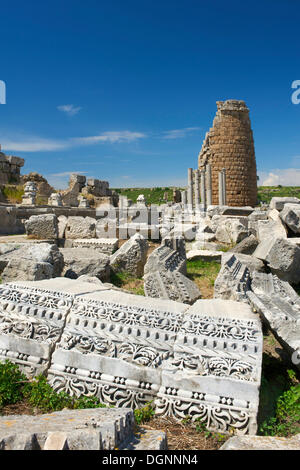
[112, 187, 182, 205]
[257, 186, 300, 204]
[110, 270, 145, 296]
[113, 185, 300, 206]
[1, 185, 24, 204]
[186, 259, 221, 298]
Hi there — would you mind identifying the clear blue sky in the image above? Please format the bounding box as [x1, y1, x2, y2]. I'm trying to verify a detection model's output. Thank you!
[0, 0, 300, 188]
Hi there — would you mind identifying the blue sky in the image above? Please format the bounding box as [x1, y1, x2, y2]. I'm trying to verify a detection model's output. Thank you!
[0, 0, 300, 188]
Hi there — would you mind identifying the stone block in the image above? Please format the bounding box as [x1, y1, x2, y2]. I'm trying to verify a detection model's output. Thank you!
[280, 203, 300, 234]
[247, 271, 300, 371]
[110, 233, 148, 277]
[253, 237, 300, 284]
[269, 197, 300, 211]
[25, 214, 58, 239]
[65, 216, 96, 239]
[60, 248, 110, 281]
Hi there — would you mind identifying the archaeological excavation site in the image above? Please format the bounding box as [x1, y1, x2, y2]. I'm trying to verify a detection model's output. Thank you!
[0, 99, 299, 451]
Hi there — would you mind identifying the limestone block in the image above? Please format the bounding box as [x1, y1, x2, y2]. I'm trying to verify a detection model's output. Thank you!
[220, 434, 300, 450]
[155, 299, 263, 435]
[228, 234, 259, 255]
[144, 269, 201, 304]
[186, 250, 223, 262]
[0, 278, 263, 434]
[215, 218, 249, 244]
[110, 233, 148, 277]
[144, 241, 186, 276]
[214, 253, 251, 302]
[72, 238, 119, 255]
[25, 214, 58, 239]
[0, 281, 73, 376]
[269, 196, 300, 211]
[256, 217, 287, 242]
[0, 408, 136, 450]
[60, 248, 110, 281]
[0, 243, 64, 281]
[65, 216, 96, 239]
[191, 241, 224, 251]
[280, 203, 300, 234]
[253, 237, 300, 284]
[247, 272, 300, 371]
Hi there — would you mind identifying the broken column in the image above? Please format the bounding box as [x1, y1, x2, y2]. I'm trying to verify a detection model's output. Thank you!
[194, 169, 200, 209]
[200, 169, 206, 210]
[21, 182, 37, 205]
[187, 168, 193, 208]
[218, 168, 227, 206]
[206, 163, 212, 206]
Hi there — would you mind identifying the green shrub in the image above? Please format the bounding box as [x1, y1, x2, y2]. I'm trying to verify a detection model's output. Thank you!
[23, 375, 73, 412]
[0, 360, 27, 408]
[134, 402, 155, 425]
[260, 384, 300, 437]
[73, 395, 106, 409]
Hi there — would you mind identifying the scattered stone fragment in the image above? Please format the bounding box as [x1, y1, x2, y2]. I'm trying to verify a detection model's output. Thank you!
[247, 271, 300, 370]
[228, 234, 259, 255]
[110, 233, 148, 277]
[60, 247, 110, 281]
[280, 203, 300, 234]
[25, 214, 58, 239]
[187, 249, 223, 262]
[220, 433, 300, 450]
[65, 216, 96, 239]
[0, 243, 64, 281]
[213, 253, 251, 302]
[269, 196, 300, 212]
[253, 236, 300, 284]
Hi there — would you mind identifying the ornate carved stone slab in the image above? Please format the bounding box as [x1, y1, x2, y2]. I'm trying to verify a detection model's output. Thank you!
[0, 278, 263, 435]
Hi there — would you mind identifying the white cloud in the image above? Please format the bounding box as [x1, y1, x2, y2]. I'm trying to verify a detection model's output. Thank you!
[0, 131, 146, 152]
[162, 127, 201, 140]
[74, 131, 146, 144]
[258, 168, 300, 186]
[57, 104, 82, 116]
[0, 137, 70, 152]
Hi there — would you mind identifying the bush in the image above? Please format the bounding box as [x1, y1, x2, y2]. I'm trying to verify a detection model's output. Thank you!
[23, 375, 73, 412]
[134, 402, 155, 425]
[260, 383, 300, 437]
[0, 360, 27, 408]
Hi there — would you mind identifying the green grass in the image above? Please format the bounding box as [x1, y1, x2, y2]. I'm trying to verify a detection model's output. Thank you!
[110, 270, 145, 296]
[186, 259, 221, 297]
[257, 186, 300, 204]
[112, 185, 300, 207]
[1, 185, 24, 204]
[112, 187, 183, 205]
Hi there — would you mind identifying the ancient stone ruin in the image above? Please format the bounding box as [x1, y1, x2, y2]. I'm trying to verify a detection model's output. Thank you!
[0, 103, 299, 451]
[0, 145, 24, 185]
[183, 100, 258, 208]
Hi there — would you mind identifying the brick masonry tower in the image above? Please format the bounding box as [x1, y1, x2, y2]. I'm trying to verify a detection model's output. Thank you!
[198, 100, 257, 207]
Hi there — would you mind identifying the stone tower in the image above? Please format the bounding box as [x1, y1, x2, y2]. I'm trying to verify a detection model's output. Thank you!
[198, 100, 257, 207]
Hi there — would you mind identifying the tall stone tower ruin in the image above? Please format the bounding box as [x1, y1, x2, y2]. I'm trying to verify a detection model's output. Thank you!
[198, 100, 257, 207]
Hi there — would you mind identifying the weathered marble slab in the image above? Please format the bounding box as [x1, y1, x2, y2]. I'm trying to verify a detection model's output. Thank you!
[0, 278, 263, 435]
